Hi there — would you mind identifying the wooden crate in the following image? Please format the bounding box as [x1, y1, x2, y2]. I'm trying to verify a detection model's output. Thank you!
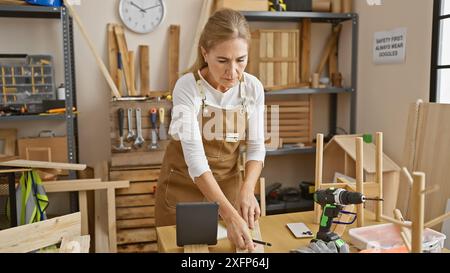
[110, 167, 160, 253]
[110, 100, 172, 168]
[265, 96, 313, 145]
[248, 29, 300, 90]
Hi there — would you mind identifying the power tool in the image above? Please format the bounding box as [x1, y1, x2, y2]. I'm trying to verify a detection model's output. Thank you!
[313, 188, 383, 250]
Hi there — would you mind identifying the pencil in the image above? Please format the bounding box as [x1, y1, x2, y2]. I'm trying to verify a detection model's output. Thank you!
[253, 239, 272, 247]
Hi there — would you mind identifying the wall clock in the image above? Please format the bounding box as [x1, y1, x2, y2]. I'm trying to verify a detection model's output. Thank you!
[119, 0, 165, 34]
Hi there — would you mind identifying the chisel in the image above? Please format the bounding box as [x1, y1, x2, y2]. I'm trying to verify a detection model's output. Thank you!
[158, 107, 168, 140]
[149, 108, 159, 150]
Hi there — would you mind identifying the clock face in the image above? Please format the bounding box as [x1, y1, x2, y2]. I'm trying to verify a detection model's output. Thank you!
[119, 0, 165, 34]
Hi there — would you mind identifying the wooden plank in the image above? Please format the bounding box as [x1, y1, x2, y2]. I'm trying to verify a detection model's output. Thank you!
[308, 95, 313, 143]
[139, 45, 150, 95]
[94, 161, 110, 253]
[0, 213, 81, 253]
[110, 169, 160, 182]
[405, 104, 450, 227]
[0, 168, 31, 174]
[266, 119, 309, 126]
[117, 242, 157, 253]
[117, 218, 156, 229]
[282, 137, 310, 144]
[107, 23, 119, 94]
[248, 31, 260, 76]
[0, 160, 86, 171]
[355, 137, 364, 227]
[107, 187, 118, 253]
[59, 235, 90, 253]
[116, 206, 155, 220]
[43, 180, 130, 193]
[78, 190, 89, 236]
[301, 19, 311, 83]
[329, 33, 338, 78]
[128, 51, 137, 96]
[316, 24, 342, 76]
[236, 221, 264, 253]
[281, 31, 289, 86]
[274, 32, 282, 86]
[168, 25, 180, 93]
[276, 125, 309, 132]
[266, 32, 274, 87]
[117, 228, 156, 245]
[259, 31, 267, 86]
[116, 181, 157, 195]
[116, 194, 156, 207]
[185, 244, 209, 253]
[114, 25, 132, 96]
[279, 132, 310, 138]
[111, 150, 167, 167]
[266, 101, 310, 107]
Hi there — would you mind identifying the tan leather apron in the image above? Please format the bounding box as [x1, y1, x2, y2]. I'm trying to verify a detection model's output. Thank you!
[155, 72, 249, 227]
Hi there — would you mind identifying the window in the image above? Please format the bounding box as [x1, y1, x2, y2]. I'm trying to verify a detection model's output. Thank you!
[431, 0, 450, 102]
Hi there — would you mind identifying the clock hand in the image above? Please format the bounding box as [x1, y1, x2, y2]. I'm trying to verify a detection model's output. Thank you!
[143, 4, 161, 11]
[130, 1, 146, 13]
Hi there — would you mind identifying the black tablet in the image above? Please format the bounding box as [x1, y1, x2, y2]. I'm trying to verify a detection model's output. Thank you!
[176, 202, 219, 247]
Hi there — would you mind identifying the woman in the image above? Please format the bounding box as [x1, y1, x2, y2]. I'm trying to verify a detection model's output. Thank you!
[155, 8, 266, 252]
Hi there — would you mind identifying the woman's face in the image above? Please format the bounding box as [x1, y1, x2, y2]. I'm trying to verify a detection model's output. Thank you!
[202, 38, 248, 92]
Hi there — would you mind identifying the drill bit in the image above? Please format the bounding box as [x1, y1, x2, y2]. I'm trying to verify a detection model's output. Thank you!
[363, 197, 384, 202]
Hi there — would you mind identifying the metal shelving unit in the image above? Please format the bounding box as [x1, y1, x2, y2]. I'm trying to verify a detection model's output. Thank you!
[243, 11, 358, 156]
[0, 5, 79, 176]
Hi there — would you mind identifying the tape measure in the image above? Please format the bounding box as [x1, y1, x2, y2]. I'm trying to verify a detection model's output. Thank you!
[269, 0, 287, 11]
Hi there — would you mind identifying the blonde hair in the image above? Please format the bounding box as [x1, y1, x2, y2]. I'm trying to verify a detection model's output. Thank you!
[186, 8, 251, 74]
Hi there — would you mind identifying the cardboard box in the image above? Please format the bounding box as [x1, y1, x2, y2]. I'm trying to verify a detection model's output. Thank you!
[18, 136, 68, 163]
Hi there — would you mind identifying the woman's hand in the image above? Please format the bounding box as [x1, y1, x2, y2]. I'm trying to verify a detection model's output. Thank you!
[222, 211, 255, 252]
[237, 185, 261, 230]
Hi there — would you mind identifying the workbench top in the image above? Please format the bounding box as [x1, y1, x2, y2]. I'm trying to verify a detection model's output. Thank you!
[156, 209, 386, 253]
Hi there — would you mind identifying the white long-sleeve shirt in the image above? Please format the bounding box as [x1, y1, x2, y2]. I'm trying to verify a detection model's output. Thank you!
[169, 71, 266, 181]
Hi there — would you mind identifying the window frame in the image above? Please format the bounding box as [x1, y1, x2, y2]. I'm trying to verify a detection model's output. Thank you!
[430, 0, 450, 102]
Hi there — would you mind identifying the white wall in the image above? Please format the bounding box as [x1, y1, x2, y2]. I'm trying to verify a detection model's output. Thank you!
[0, 0, 435, 190]
[354, 0, 433, 164]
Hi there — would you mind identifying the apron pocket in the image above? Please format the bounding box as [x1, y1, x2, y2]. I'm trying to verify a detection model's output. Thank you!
[164, 169, 205, 209]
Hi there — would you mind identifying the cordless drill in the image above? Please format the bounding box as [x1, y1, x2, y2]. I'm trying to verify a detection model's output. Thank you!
[313, 188, 382, 248]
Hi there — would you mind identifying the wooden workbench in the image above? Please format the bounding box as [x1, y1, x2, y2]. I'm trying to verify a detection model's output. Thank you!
[157, 210, 385, 253]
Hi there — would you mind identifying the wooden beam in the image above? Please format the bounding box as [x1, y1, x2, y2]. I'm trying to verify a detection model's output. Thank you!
[168, 25, 180, 93]
[59, 235, 90, 253]
[107, 187, 118, 253]
[0, 160, 86, 171]
[300, 19, 311, 83]
[114, 25, 132, 96]
[355, 137, 364, 227]
[139, 45, 150, 96]
[128, 51, 137, 96]
[184, 244, 209, 253]
[107, 23, 119, 96]
[314, 134, 324, 224]
[411, 172, 425, 253]
[0, 213, 81, 253]
[78, 190, 89, 235]
[316, 24, 342, 76]
[43, 180, 129, 192]
[376, 132, 383, 221]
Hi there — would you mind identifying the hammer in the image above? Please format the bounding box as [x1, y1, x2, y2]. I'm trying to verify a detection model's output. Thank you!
[113, 108, 131, 152]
